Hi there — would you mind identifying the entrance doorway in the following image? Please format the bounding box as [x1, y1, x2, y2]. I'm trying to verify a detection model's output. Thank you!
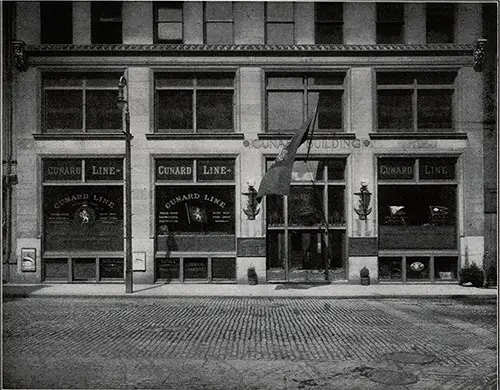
[265, 158, 347, 282]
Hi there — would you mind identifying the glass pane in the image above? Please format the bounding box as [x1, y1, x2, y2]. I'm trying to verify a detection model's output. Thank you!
[86, 90, 122, 130]
[316, 23, 343, 44]
[377, 3, 404, 21]
[267, 195, 284, 226]
[317, 90, 342, 130]
[157, 90, 193, 130]
[377, 90, 412, 130]
[99, 258, 123, 279]
[212, 258, 236, 280]
[44, 259, 68, 280]
[378, 185, 457, 249]
[377, 23, 403, 44]
[156, 75, 193, 88]
[378, 257, 403, 280]
[377, 72, 414, 85]
[184, 258, 208, 279]
[327, 159, 346, 181]
[417, 90, 453, 129]
[156, 258, 180, 280]
[416, 72, 456, 85]
[267, 3, 294, 21]
[45, 90, 82, 130]
[291, 160, 323, 182]
[41, 1, 73, 44]
[327, 186, 345, 226]
[267, 77, 303, 88]
[205, 2, 232, 20]
[407, 256, 430, 280]
[158, 23, 183, 41]
[267, 91, 303, 131]
[289, 231, 325, 281]
[73, 258, 96, 281]
[206, 23, 234, 44]
[197, 91, 233, 130]
[419, 158, 456, 180]
[288, 186, 324, 227]
[198, 75, 234, 87]
[327, 230, 345, 279]
[316, 3, 343, 22]
[434, 256, 458, 280]
[309, 74, 345, 86]
[158, 3, 182, 21]
[267, 23, 294, 44]
[266, 230, 286, 280]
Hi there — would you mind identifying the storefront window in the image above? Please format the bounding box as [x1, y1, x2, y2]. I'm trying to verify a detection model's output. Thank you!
[266, 158, 346, 282]
[378, 157, 457, 250]
[42, 158, 124, 283]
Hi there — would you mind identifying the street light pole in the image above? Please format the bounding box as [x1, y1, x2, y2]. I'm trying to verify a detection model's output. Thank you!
[118, 74, 133, 294]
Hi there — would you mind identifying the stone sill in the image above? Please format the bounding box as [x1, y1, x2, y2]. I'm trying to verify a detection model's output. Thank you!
[146, 133, 244, 140]
[369, 133, 468, 140]
[34, 133, 126, 140]
[258, 133, 356, 140]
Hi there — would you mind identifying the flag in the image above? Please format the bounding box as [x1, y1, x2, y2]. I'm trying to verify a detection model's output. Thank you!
[185, 204, 208, 224]
[256, 106, 318, 203]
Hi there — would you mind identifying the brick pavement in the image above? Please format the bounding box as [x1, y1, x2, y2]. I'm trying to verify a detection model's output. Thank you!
[3, 297, 497, 389]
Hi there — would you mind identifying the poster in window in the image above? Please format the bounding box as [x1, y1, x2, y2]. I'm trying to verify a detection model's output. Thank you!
[21, 248, 36, 272]
[43, 186, 123, 251]
[156, 186, 234, 234]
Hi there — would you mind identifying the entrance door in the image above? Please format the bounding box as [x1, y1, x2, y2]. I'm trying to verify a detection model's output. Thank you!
[265, 158, 347, 282]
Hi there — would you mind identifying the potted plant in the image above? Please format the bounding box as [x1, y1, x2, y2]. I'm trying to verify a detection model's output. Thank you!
[247, 266, 258, 285]
[360, 267, 370, 286]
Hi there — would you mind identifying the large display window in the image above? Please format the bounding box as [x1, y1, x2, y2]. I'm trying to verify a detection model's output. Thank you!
[42, 158, 124, 282]
[155, 158, 236, 282]
[266, 158, 347, 282]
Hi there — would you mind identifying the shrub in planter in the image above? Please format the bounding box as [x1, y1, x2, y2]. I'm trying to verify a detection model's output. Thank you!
[247, 267, 258, 285]
[360, 267, 370, 286]
[459, 262, 485, 287]
[485, 263, 497, 287]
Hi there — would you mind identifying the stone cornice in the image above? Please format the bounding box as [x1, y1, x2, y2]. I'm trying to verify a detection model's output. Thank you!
[26, 43, 475, 57]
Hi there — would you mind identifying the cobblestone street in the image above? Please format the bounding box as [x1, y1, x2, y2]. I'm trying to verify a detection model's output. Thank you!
[3, 296, 497, 389]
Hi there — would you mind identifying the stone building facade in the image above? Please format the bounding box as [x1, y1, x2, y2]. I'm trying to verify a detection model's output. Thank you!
[2, 2, 496, 285]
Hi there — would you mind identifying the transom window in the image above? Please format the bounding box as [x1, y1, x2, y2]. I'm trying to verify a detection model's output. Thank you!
[376, 3, 404, 44]
[377, 72, 456, 132]
[204, 2, 234, 44]
[42, 73, 122, 133]
[427, 4, 455, 43]
[266, 2, 295, 44]
[155, 73, 235, 133]
[155, 1, 183, 43]
[315, 2, 343, 44]
[91, 2, 122, 44]
[266, 74, 345, 133]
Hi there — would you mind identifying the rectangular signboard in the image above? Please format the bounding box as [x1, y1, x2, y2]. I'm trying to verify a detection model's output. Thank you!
[43, 159, 82, 181]
[378, 158, 415, 180]
[197, 159, 235, 181]
[85, 159, 123, 181]
[156, 159, 193, 181]
[418, 158, 456, 180]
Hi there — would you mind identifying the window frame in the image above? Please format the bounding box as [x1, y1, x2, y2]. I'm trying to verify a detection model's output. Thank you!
[315, 2, 343, 44]
[42, 72, 123, 134]
[376, 71, 457, 133]
[155, 73, 235, 133]
[265, 73, 346, 133]
[376, 3, 405, 44]
[265, 2, 295, 45]
[204, 2, 234, 44]
[91, 1, 123, 44]
[154, 1, 184, 44]
[40, 1, 73, 44]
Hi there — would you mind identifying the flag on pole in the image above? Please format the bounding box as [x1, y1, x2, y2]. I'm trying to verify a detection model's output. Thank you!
[256, 106, 318, 203]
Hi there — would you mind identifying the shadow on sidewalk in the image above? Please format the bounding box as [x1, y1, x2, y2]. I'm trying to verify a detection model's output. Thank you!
[275, 283, 330, 290]
[3, 284, 50, 300]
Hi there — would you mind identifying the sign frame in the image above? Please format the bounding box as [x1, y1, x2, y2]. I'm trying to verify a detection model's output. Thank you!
[133, 252, 146, 271]
[21, 248, 36, 272]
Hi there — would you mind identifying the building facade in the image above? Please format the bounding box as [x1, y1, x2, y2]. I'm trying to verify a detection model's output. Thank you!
[2, 1, 496, 285]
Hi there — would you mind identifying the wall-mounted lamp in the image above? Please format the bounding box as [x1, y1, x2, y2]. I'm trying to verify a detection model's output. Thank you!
[242, 179, 260, 220]
[473, 38, 487, 73]
[354, 181, 372, 220]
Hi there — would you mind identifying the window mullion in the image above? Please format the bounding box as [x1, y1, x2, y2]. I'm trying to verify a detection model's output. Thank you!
[412, 80, 418, 132]
[82, 80, 87, 133]
[193, 78, 197, 133]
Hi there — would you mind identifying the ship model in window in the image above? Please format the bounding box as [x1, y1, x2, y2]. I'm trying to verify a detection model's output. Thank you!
[385, 205, 407, 225]
[429, 205, 449, 225]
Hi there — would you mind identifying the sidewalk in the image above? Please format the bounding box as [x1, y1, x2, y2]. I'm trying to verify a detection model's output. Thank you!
[3, 282, 497, 298]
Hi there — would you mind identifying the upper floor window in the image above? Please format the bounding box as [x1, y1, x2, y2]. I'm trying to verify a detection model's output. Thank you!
[427, 4, 455, 43]
[155, 2, 183, 43]
[266, 74, 345, 133]
[315, 3, 343, 44]
[91, 2, 122, 44]
[155, 73, 235, 133]
[377, 72, 457, 132]
[41, 1, 73, 44]
[376, 3, 404, 44]
[266, 3, 294, 44]
[42, 73, 122, 133]
[204, 2, 234, 44]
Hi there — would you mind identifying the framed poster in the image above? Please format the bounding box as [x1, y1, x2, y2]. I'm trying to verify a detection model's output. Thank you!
[21, 248, 36, 272]
[133, 252, 146, 271]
